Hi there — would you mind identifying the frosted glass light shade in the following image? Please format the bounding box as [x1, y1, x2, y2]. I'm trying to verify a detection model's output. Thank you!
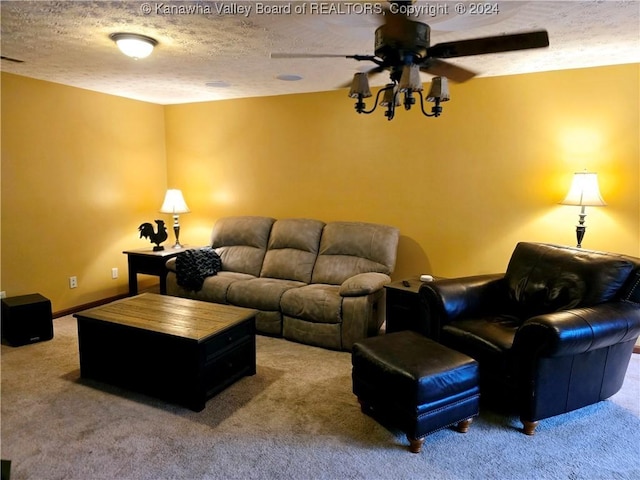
[160, 189, 190, 214]
[561, 172, 607, 206]
[110, 33, 157, 59]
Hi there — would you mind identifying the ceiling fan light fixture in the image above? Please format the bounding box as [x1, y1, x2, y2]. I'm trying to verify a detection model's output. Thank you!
[399, 64, 423, 92]
[426, 76, 450, 102]
[348, 73, 372, 98]
[273, 12, 548, 122]
[110, 33, 157, 59]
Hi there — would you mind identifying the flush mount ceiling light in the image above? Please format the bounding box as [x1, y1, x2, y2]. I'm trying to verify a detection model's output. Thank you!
[110, 33, 157, 59]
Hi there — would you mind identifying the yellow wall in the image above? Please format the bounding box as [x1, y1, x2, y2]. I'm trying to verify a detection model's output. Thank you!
[1, 64, 639, 313]
[1, 73, 167, 311]
[165, 64, 639, 279]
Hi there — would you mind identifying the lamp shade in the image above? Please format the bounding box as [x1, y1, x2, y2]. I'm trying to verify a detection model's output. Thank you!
[379, 85, 400, 107]
[399, 64, 423, 92]
[110, 33, 157, 59]
[426, 77, 450, 102]
[561, 172, 607, 206]
[160, 189, 190, 214]
[348, 73, 372, 98]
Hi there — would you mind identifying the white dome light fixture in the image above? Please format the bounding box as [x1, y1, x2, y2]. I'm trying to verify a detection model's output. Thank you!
[110, 33, 158, 59]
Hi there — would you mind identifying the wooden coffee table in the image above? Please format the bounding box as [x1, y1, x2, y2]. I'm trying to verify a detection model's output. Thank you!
[74, 293, 257, 411]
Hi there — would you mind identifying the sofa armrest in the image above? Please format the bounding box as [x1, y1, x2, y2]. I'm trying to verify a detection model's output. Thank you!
[513, 301, 640, 357]
[420, 274, 507, 321]
[339, 273, 391, 297]
[165, 257, 177, 272]
[418, 274, 507, 340]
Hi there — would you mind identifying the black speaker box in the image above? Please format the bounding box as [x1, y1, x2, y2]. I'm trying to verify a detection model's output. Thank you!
[1, 293, 53, 346]
[1, 459, 11, 480]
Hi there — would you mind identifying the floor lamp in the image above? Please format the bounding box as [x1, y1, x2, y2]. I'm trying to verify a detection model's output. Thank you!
[560, 171, 606, 248]
[160, 189, 190, 249]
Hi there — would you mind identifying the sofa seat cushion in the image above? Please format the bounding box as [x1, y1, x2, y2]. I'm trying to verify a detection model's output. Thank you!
[505, 242, 634, 317]
[195, 271, 255, 304]
[442, 316, 520, 354]
[440, 316, 520, 379]
[226, 278, 305, 311]
[280, 284, 343, 324]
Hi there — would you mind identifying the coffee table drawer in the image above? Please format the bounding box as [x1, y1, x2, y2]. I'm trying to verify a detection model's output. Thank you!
[203, 339, 255, 398]
[204, 320, 254, 359]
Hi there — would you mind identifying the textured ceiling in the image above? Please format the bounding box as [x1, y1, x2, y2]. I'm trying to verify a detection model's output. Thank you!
[1, 1, 639, 105]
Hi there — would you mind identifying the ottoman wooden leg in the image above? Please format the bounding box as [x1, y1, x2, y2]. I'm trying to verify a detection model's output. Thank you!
[522, 420, 539, 436]
[455, 418, 473, 433]
[407, 436, 424, 454]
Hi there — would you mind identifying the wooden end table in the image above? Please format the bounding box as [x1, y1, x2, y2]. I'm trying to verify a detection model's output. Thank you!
[384, 276, 440, 337]
[74, 293, 257, 411]
[123, 246, 194, 295]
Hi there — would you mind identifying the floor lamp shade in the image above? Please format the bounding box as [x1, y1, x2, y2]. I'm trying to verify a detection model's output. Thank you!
[561, 172, 607, 207]
[160, 189, 190, 248]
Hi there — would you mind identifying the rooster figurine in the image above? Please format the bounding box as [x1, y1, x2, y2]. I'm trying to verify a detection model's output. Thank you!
[138, 219, 168, 251]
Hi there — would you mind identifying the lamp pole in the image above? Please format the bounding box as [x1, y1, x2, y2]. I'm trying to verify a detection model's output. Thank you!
[575, 205, 587, 248]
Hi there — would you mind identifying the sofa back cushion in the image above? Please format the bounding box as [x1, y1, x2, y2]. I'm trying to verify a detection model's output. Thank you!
[260, 218, 325, 283]
[210, 216, 275, 276]
[505, 242, 634, 317]
[311, 222, 399, 285]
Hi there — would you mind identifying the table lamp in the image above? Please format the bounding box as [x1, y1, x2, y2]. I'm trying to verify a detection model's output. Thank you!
[160, 189, 190, 248]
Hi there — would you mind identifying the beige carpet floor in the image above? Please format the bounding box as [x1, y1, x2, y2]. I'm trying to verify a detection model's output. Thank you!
[1, 315, 639, 480]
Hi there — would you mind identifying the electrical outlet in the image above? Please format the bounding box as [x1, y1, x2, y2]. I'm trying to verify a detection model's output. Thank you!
[112, 267, 119, 279]
[69, 276, 78, 289]
[0, 291, 6, 299]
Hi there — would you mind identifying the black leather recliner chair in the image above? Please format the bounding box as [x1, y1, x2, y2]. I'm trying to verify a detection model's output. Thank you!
[419, 242, 640, 434]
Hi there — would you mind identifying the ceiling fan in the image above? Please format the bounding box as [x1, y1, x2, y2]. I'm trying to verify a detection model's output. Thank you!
[271, 1, 550, 119]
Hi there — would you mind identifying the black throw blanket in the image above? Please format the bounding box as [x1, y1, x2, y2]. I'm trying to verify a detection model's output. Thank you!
[175, 247, 222, 291]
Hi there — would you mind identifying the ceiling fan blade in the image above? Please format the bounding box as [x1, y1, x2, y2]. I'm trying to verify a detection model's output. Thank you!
[420, 59, 476, 83]
[1, 55, 24, 63]
[271, 53, 354, 59]
[367, 66, 386, 79]
[337, 66, 387, 89]
[271, 53, 379, 64]
[427, 30, 549, 59]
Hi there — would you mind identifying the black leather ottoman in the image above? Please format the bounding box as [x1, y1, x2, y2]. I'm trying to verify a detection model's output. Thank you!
[352, 330, 480, 453]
